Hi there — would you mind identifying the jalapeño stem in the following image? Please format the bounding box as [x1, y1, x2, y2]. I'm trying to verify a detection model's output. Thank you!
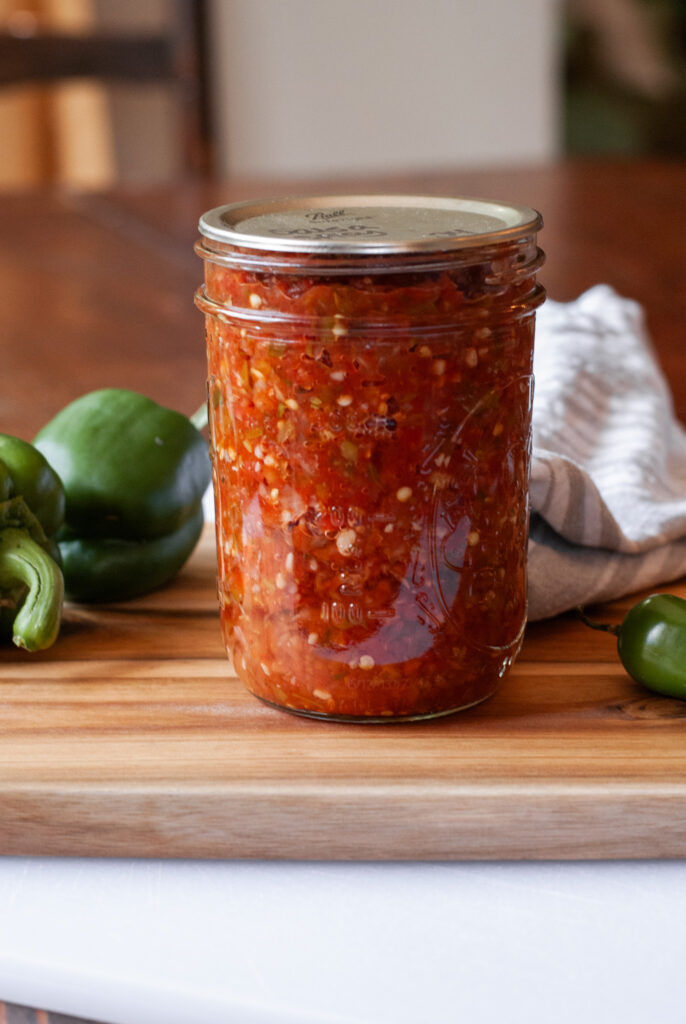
[0, 527, 64, 650]
[575, 605, 621, 637]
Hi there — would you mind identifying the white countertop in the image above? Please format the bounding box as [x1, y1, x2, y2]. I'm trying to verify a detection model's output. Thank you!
[1, 857, 685, 1024]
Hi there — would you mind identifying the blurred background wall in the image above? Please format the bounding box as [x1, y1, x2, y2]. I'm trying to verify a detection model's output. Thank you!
[206, 0, 559, 177]
[0, 0, 684, 189]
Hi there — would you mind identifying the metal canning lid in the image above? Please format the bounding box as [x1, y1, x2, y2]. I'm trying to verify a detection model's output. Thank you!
[198, 194, 543, 255]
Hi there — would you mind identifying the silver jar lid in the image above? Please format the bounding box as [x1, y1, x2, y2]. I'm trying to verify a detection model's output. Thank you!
[198, 194, 542, 256]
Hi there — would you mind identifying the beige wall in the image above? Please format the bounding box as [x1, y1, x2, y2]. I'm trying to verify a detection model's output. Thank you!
[208, 0, 561, 179]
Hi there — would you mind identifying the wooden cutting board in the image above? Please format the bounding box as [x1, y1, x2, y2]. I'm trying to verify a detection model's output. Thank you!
[1, 524, 686, 861]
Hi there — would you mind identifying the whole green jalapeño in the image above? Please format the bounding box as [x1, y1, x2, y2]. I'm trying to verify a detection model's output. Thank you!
[578, 593, 686, 700]
[617, 594, 686, 700]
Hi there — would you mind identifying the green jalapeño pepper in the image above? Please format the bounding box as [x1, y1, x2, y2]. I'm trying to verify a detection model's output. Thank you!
[34, 389, 211, 602]
[578, 594, 686, 699]
[0, 434, 65, 651]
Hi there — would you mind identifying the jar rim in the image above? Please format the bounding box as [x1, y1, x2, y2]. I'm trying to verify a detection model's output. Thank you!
[194, 281, 546, 330]
[198, 194, 543, 257]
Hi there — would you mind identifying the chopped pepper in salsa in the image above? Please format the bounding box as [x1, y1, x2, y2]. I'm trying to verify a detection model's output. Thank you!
[196, 197, 544, 720]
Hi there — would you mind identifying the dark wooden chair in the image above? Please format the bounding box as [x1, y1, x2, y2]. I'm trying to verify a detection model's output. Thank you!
[0, 0, 211, 178]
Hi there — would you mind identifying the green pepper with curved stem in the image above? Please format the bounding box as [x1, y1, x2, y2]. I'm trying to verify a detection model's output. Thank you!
[0, 434, 65, 651]
[34, 389, 211, 602]
[577, 594, 686, 699]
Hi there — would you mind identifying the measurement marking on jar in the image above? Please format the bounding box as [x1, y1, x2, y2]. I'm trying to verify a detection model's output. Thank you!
[320, 600, 394, 626]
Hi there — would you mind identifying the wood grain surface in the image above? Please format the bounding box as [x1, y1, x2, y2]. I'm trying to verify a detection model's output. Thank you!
[1, 162, 686, 860]
[0, 1000, 98, 1024]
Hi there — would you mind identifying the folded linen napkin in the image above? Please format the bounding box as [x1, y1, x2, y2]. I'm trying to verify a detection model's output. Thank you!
[528, 284, 686, 620]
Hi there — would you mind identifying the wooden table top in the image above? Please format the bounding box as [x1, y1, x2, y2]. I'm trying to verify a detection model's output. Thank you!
[2, 160, 686, 862]
[3, 160, 685, 438]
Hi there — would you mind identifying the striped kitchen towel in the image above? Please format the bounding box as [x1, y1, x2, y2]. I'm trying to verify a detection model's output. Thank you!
[528, 284, 686, 620]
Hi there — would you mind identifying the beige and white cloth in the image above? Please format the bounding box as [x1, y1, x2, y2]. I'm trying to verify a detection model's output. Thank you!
[528, 285, 686, 620]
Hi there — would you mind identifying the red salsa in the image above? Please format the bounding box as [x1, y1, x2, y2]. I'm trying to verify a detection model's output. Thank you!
[196, 197, 544, 720]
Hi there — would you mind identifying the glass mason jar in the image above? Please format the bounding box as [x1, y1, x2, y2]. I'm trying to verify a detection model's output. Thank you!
[195, 196, 545, 722]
